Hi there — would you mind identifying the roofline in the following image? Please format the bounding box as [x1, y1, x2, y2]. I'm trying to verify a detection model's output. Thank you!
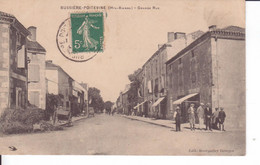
[142, 44, 169, 67]
[0, 11, 30, 36]
[46, 62, 74, 81]
[165, 28, 245, 65]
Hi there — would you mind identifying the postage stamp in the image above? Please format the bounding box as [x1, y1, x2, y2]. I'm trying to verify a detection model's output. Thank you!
[70, 12, 104, 53]
[56, 12, 104, 62]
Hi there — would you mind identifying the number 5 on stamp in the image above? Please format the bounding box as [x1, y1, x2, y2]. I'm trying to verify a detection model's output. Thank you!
[70, 12, 104, 53]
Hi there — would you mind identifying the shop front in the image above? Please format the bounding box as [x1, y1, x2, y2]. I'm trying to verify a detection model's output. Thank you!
[172, 93, 200, 123]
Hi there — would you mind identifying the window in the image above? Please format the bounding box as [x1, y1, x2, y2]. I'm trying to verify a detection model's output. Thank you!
[192, 72, 196, 83]
[28, 64, 40, 82]
[66, 101, 70, 108]
[66, 89, 69, 97]
[29, 91, 40, 107]
[169, 73, 172, 88]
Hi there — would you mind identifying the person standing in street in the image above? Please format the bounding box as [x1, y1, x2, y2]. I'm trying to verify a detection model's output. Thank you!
[205, 103, 212, 131]
[197, 103, 205, 130]
[188, 103, 196, 131]
[212, 107, 220, 129]
[174, 106, 181, 132]
[218, 107, 226, 131]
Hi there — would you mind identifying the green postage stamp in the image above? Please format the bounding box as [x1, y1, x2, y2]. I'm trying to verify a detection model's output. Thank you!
[70, 12, 104, 53]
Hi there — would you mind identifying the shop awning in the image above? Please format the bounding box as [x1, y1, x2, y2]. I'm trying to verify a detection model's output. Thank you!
[134, 104, 140, 109]
[152, 97, 165, 107]
[139, 100, 146, 106]
[172, 93, 198, 105]
[133, 100, 147, 109]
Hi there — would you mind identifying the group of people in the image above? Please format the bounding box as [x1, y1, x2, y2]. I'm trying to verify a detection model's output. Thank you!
[173, 103, 226, 132]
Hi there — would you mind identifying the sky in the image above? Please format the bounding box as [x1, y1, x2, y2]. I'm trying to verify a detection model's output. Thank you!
[1, 0, 245, 102]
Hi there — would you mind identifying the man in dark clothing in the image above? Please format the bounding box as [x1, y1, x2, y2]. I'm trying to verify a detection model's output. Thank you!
[218, 107, 226, 131]
[174, 106, 181, 132]
[205, 103, 212, 131]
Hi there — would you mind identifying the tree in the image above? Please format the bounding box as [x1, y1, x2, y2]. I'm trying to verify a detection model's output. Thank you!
[127, 68, 142, 110]
[104, 101, 114, 110]
[88, 87, 104, 113]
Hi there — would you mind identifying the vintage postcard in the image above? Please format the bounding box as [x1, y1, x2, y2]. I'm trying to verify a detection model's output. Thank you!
[0, 0, 245, 155]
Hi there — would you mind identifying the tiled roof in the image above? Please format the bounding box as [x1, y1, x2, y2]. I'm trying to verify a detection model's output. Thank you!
[26, 39, 46, 52]
[0, 11, 15, 18]
[0, 11, 30, 36]
[221, 26, 245, 33]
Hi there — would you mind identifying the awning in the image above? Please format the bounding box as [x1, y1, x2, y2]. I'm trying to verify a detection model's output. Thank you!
[172, 93, 198, 105]
[152, 97, 165, 107]
[134, 104, 140, 109]
[139, 100, 147, 106]
[133, 100, 147, 109]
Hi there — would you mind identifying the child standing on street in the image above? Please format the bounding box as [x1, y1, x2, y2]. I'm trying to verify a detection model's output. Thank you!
[218, 107, 226, 131]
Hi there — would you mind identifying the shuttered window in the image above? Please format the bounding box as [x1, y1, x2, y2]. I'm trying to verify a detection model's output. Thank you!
[17, 45, 25, 68]
[29, 91, 40, 107]
[28, 64, 40, 82]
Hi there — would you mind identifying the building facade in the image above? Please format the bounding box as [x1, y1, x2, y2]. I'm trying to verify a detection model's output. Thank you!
[27, 26, 46, 109]
[0, 11, 30, 114]
[72, 81, 88, 116]
[121, 84, 130, 115]
[46, 60, 73, 111]
[166, 25, 245, 130]
[142, 31, 204, 119]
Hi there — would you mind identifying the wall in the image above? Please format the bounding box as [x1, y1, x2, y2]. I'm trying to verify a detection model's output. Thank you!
[58, 69, 71, 109]
[9, 26, 28, 109]
[166, 38, 212, 119]
[28, 52, 46, 109]
[212, 38, 245, 130]
[143, 47, 168, 118]
[46, 69, 58, 95]
[0, 23, 10, 114]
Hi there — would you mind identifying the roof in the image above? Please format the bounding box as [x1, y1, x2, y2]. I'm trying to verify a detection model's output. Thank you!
[0, 11, 15, 18]
[26, 39, 46, 53]
[221, 26, 245, 33]
[46, 61, 73, 80]
[0, 11, 30, 36]
[166, 25, 245, 65]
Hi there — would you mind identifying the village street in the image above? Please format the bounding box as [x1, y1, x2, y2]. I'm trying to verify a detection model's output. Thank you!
[0, 114, 245, 155]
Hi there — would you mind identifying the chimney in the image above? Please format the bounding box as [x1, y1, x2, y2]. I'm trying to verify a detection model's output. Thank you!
[167, 32, 175, 42]
[174, 32, 186, 40]
[28, 26, 37, 41]
[209, 25, 217, 31]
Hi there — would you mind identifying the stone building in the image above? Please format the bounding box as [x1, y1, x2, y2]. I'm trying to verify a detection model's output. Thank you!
[72, 81, 88, 116]
[27, 26, 46, 109]
[142, 31, 204, 119]
[133, 68, 148, 116]
[121, 84, 130, 115]
[166, 25, 245, 130]
[45, 60, 74, 111]
[0, 11, 30, 114]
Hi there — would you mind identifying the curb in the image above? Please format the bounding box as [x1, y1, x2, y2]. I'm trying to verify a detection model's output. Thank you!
[58, 116, 89, 127]
[123, 116, 174, 129]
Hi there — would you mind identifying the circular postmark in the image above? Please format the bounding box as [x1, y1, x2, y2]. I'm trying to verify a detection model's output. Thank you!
[57, 13, 104, 62]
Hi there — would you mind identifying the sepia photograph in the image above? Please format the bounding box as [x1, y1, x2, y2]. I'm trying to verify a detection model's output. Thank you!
[0, 0, 245, 155]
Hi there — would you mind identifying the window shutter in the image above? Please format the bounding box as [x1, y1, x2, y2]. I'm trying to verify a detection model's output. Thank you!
[17, 45, 25, 68]
[28, 65, 40, 82]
